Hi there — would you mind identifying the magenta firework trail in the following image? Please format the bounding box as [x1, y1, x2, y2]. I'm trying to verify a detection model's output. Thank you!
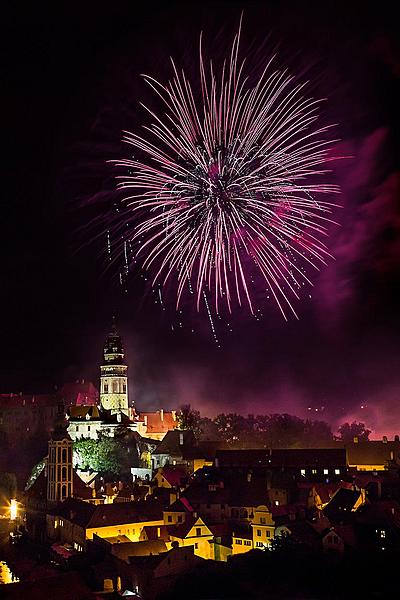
[116, 23, 340, 319]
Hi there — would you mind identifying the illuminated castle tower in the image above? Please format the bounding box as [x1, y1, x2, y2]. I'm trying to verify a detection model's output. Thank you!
[100, 320, 130, 415]
[47, 430, 73, 503]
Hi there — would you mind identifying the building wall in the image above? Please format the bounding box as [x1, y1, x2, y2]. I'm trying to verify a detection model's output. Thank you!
[47, 438, 73, 503]
[46, 514, 86, 550]
[163, 511, 186, 525]
[86, 519, 164, 542]
[232, 535, 253, 554]
[67, 420, 103, 441]
[170, 519, 214, 559]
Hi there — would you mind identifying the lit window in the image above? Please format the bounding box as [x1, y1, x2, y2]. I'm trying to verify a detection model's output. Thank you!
[275, 501, 279, 506]
[244, 540, 251, 546]
[196, 528, 201, 536]
[236, 539, 242, 545]
[324, 469, 329, 475]
[380, 530, 386, 538]
[257, 530, 261, 536]
[312, 469, 317, 475]
[335, 469, 340, 475]
[300, 469, 306, 476]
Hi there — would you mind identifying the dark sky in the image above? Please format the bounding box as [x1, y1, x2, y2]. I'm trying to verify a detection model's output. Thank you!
[2, 1, 399, 436]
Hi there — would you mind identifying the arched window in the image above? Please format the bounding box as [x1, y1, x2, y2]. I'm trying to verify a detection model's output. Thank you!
[62, 448, 67, 463]
[62, 466, 67, 481]
[112, 380, 118, 393]
[61, 484, 67, 500]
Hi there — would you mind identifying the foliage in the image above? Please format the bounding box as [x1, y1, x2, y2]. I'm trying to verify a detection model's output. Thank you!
[337, 421, 371, 443]
[213, 413, 333, 447]
[73, 434, 133, 477]
[214, 413, 252, 444]
[25, 459, 46, 491]
[177, 404, 201, 436]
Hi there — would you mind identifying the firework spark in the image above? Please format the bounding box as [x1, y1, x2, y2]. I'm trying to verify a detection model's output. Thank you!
[115, 22, 340, 319]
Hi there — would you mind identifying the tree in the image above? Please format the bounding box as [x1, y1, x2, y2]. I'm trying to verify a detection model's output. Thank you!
[177, 404, 201, 436]
[304, 420, 333, 446]
[337, 421, 371, 443]
[264, 414, 305, 448]
[74, 435, 132, 478]
[213, 413, 250, 445]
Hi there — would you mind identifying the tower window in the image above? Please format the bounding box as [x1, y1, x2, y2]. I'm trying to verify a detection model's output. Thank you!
[104, 384, 109, 393]
[123, 384, 126, 393]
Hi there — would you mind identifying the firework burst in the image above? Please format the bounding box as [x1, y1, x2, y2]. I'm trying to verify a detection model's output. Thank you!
[115, 22, 340, 319]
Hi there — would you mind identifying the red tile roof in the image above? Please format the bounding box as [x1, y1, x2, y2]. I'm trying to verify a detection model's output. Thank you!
[137, 411, 178, 434]
[158, 467, 188, 487]
[60, 382, 98, 407]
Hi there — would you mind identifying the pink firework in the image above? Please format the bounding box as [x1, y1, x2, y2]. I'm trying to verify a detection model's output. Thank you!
[116, 24, 340, 319]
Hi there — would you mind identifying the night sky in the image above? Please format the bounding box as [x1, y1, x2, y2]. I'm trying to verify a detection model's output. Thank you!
[2, 1, 399, 436]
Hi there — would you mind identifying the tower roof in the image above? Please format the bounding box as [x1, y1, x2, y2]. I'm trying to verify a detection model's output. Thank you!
[103, 318, 125, 364]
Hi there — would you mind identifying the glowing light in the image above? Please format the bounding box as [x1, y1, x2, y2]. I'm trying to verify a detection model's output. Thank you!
[9, 499, 17, 521]
[115, 20, 341, 319]
[0, 561, 19, 584]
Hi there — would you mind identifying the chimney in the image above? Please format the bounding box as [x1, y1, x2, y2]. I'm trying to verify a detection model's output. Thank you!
[172, 410, 176, 421]
[179, 432, 184, 445]
[383, 436, 388, 443]
[144, 415, 148, 426]
[160, 409, 164, 422]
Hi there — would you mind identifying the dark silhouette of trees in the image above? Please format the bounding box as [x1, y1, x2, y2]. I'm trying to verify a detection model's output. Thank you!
[177, 404, 201, 436]
[337, 421, 371, 443]
[213, 413, 333, 447]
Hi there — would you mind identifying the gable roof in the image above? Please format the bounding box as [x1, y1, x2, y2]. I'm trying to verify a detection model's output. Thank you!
[323, 488, 362, 521]
[215, 448, 347, 469]
[168, 516, 211, 540]
[137, 411, 178, 435]
[141, 525, 171, 541]
[60, 382, 98, 407]
[152, 429, 202, 458]
[67, 405, 101, 420]
[110, 539, 168, 561]
[50, 498, 163, 529]
[297, 481, 353, 505]
[156, 466, 188, 487]
[346, 441, 400, 467]
[167, 497, 194, 513]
